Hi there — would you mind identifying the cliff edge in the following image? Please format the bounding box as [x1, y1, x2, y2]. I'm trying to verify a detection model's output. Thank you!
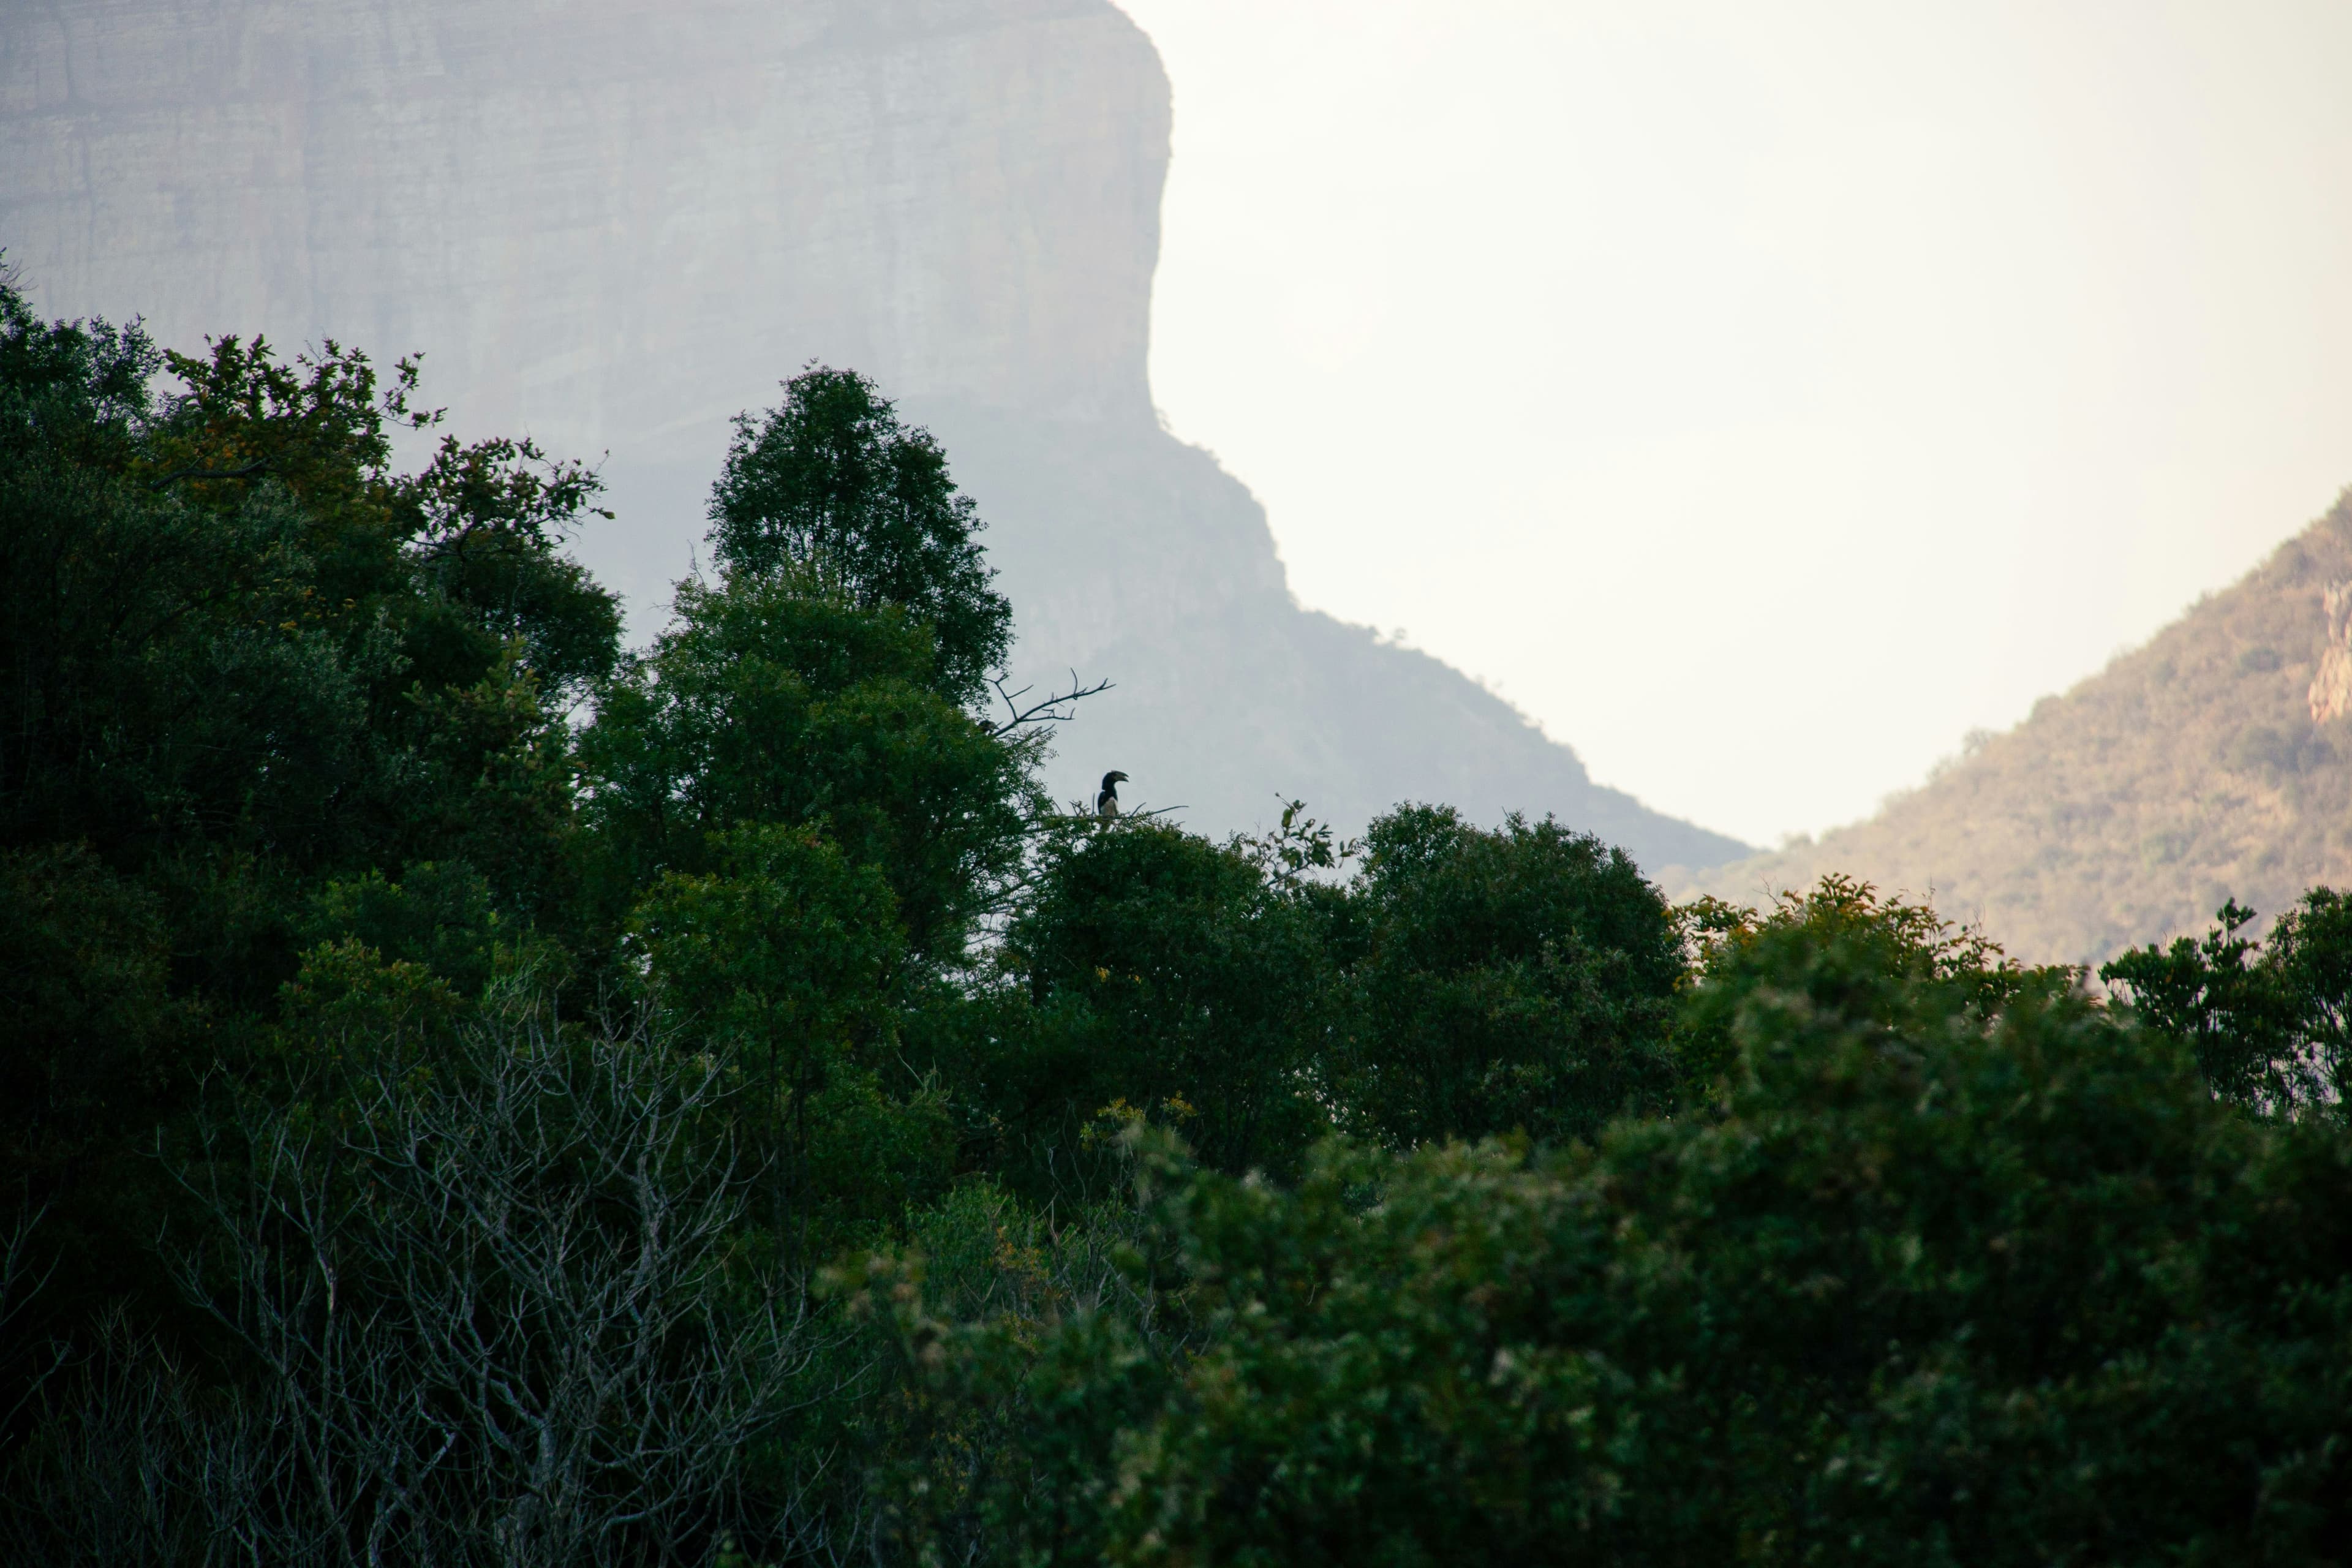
[0, 0, 1752, 868]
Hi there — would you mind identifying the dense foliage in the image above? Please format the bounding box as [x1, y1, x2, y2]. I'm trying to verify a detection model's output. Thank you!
[1328, 804, 1684, 1147]
[2101, 887, 2352, 1117]
[707, 366, 1013, 706]
[860, 883, 2352, 1566]
[4, 280, 2349, 1566]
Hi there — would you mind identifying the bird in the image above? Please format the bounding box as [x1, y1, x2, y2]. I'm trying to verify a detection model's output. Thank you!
[1096, 770, 1128, 818]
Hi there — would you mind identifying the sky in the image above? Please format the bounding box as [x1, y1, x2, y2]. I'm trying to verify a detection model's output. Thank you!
[1110, 0, 2352, 848]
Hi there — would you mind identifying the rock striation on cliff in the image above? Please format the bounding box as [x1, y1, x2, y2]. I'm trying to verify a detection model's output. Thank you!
[0, 0, 1751, 868]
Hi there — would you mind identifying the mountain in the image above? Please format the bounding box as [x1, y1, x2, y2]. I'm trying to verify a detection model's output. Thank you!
[1665, 491, 2352, 964]
[0, 0, 1750, 868]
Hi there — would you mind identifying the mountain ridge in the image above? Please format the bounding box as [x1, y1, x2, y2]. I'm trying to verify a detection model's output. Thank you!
[1665, 489, 2352, 963]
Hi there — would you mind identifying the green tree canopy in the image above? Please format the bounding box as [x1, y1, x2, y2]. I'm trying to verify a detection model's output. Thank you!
[1330, 804, 1685, 1147]
[579, 571, 1036, 963]
[987, 818, 1337, 1190]
[631, 824, 951, 1263]
[709, 366, 1012, 706]
[869, 883, 2352, 1568]
[0, 284, 619, 937]
[0, 281, 620, 1278]
[2102, 889, 2352, 1119]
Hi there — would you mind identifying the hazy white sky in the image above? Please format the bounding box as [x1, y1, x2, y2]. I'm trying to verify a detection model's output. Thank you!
[1112, 0, 2352, 846]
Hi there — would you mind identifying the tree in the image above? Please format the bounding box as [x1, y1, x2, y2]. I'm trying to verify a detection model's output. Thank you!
[708, 368, 1012, 706]
[630, 824, 953, 1268]
[6, 979, 812, 1568]
[0, 279, 624, 1439]
[579, 571, 1037, 963]
[2101, 887, 2352, 1119]
[989, 818, 1337, 1191]
[0, 281, 620, 948]
[1329, 805, 1684, 1147]
[0, 844, 190, 1324]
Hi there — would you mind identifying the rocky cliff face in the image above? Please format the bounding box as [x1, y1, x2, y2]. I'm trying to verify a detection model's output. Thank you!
[0, 0, 1751, 868]
[3, 0, 1160, 437]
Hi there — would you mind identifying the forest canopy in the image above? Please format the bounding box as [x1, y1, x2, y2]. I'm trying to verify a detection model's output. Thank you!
[2, 282, 2348, 1566]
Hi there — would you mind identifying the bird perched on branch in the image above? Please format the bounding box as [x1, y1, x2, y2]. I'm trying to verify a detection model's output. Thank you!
[1096, 771, 1128, 818]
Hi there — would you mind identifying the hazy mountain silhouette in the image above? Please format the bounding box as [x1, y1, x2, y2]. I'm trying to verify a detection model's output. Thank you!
[0, 0, 1751, 867]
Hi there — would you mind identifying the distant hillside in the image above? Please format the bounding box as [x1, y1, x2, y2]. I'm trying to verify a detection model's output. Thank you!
[1665, 489, 2352, 964]
[0, 0, 1751, 870]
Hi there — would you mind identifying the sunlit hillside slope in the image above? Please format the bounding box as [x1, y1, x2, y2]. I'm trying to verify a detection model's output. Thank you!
[1664, 489, 2352, 965]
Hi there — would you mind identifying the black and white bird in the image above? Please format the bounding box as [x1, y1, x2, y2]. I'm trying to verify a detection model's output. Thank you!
[1096, 770, 1128, 818]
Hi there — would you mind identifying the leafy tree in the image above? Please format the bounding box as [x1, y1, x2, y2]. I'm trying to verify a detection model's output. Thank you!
[630, 824, 952, 1264]
[0, 279, 622, 1427]
[1330, 804, 1684, 1147]
[300, 860, 507, 998]
[2102, 887, 2352, 1118]
[709, 367, 1012, 706]
[0, 282, 619, 943]
[832, 1180, 1191, 1568]
[1673, 873, 2049, 1090]
[989, 818, 1337, 1190]
[396, 432, 625, 707]
[580, 571, 1036, 963]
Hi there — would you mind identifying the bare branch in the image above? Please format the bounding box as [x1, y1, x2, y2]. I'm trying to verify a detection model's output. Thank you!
[0, 1200, 69, 1436]
[981, 669, 1112, 734]
[140, 999, 852, 1567]
[0, 1314, 311, 1568]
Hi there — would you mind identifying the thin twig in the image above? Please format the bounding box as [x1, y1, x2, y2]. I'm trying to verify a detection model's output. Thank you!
[984, 669, 1112, 734]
